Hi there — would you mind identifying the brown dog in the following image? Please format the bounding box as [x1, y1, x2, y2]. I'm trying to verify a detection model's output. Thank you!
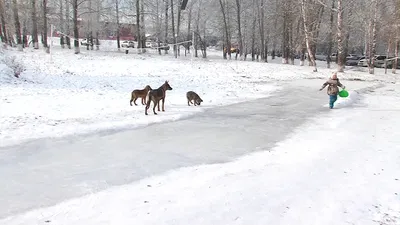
[186, 91, 203, 106]
[145, 81, 173, 115]
[130, 85, 152, 106]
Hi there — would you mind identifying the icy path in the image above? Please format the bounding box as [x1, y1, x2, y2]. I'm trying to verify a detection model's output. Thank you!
[0, 80, 372, 219]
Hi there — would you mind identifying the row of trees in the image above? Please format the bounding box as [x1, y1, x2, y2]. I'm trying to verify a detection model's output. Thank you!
[1, 0, 399, 74]
[214, 0, 400, 74]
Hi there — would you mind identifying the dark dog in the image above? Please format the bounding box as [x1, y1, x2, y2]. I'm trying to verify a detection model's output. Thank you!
[145, 81, 173, 115]
[130, 85, 152, 106]
[186, 91, 203, 106]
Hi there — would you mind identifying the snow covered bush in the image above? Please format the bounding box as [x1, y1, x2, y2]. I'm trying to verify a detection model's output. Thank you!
[0, 48, 16, 82]
[2, 55, 25, 78]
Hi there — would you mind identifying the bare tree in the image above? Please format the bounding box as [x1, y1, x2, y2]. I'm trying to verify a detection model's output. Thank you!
[136, 0, 142, 51]
[235, 0, 243, 59]
[0, 0, 8, 44]
[259, 0, 266, 62]
[171, 0, 177, 57]
[367, 0, 378, 74]
[219, 0, 231, 59]
[116, 0, 120, 50]
[12, 0, 22, 51]
[72, 0, 79, 53]
[59, 0, 65, 48]
[163, 0, 168, 54]
[300, 0, 317, 71]
[176, 0, 182, 56]
[250, 0, 257, 61]
[42, 0, 49, 51]
[326, 0, 335, 68]
[393, 0, 400, 74]
[336, 0, 345, 72]
[32, 0, 39, 49]
[65, 0, 71, 49]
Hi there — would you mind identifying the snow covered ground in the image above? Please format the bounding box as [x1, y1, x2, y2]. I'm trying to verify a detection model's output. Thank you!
[1, 44, 397, 147]
[1, 44, 399, 224]
[1, 80, 399, 225]
[0, 46, 281, 147]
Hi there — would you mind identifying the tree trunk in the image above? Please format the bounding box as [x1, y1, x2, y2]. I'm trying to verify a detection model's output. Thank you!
[136, 0, 141, 51]
[272, 0, 278, 60]
[12, 0, 22, 51]
[72, 0, 79, 54]
[336, 0, 345, 72]
[0, 0, 7, 44]
[326, 0, 335, 68]
[65, 0, 71, 49]
[219, 0, 230, 60]
[368, 0, 378, 74]
[170, 0, 177, 57]
[385, 38, 391, 74]
[59, 0, 64, 48]
[186, 3, 192, 55]
[194, 0, 202, 58]
[116, 0, 120, 50]
[282, 0, 289, 64]
[95, 0, 100, 50]
[393, 40, 398, 74]
[140, 0, 146, 53]
[393, 0, 400, 74]
[22, 20, 28, 47]
[31, 0, 39, 49]
[251, 0, 256, 61]
[176, 0, 182, 56]
[300, 0, 317, 71]
[235, 0, 243, 59]
[300, 45, 306, 66]
[156, 0, 162, 55]
[43, 0, 48, 51]
[164, 0, 168, 54]
[259, 0, 265, 61]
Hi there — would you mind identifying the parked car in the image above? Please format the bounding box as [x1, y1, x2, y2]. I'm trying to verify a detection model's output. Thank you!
[315, 54, 327, 61]
[121, 41, 135, 48]
[373, 55, 388, 68]
[380, 57, 400, 69]
[346, 55, 363, 66]
[358, 56, 370, 67]
[330, 53, 337, 62]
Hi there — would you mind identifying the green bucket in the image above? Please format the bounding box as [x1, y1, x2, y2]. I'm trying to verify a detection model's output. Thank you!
[338, 89, 349, 98]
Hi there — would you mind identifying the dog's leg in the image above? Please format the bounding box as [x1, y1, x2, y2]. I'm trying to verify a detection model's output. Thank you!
[162, 98, 165, 111]
[153, 100, 158, 115]
[142, 96, 146, 105]
[157, 99, 161, 111]
[130, 94, 134, 106]
[145, 96, 151, 115]
[133, 97, 138, 106]
[187, 99, 191, 106]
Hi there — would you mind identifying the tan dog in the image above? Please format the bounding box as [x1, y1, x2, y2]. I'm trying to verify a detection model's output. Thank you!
[130, 85, 152, 106]
[145, 81, 173, 115]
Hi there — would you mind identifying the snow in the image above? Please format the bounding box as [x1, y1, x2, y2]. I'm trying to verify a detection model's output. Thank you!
[1, 82, 399, 225]
[1, 43, 400, 224]
[1, 44, 398, 147]
[0, 47, 281, 147]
